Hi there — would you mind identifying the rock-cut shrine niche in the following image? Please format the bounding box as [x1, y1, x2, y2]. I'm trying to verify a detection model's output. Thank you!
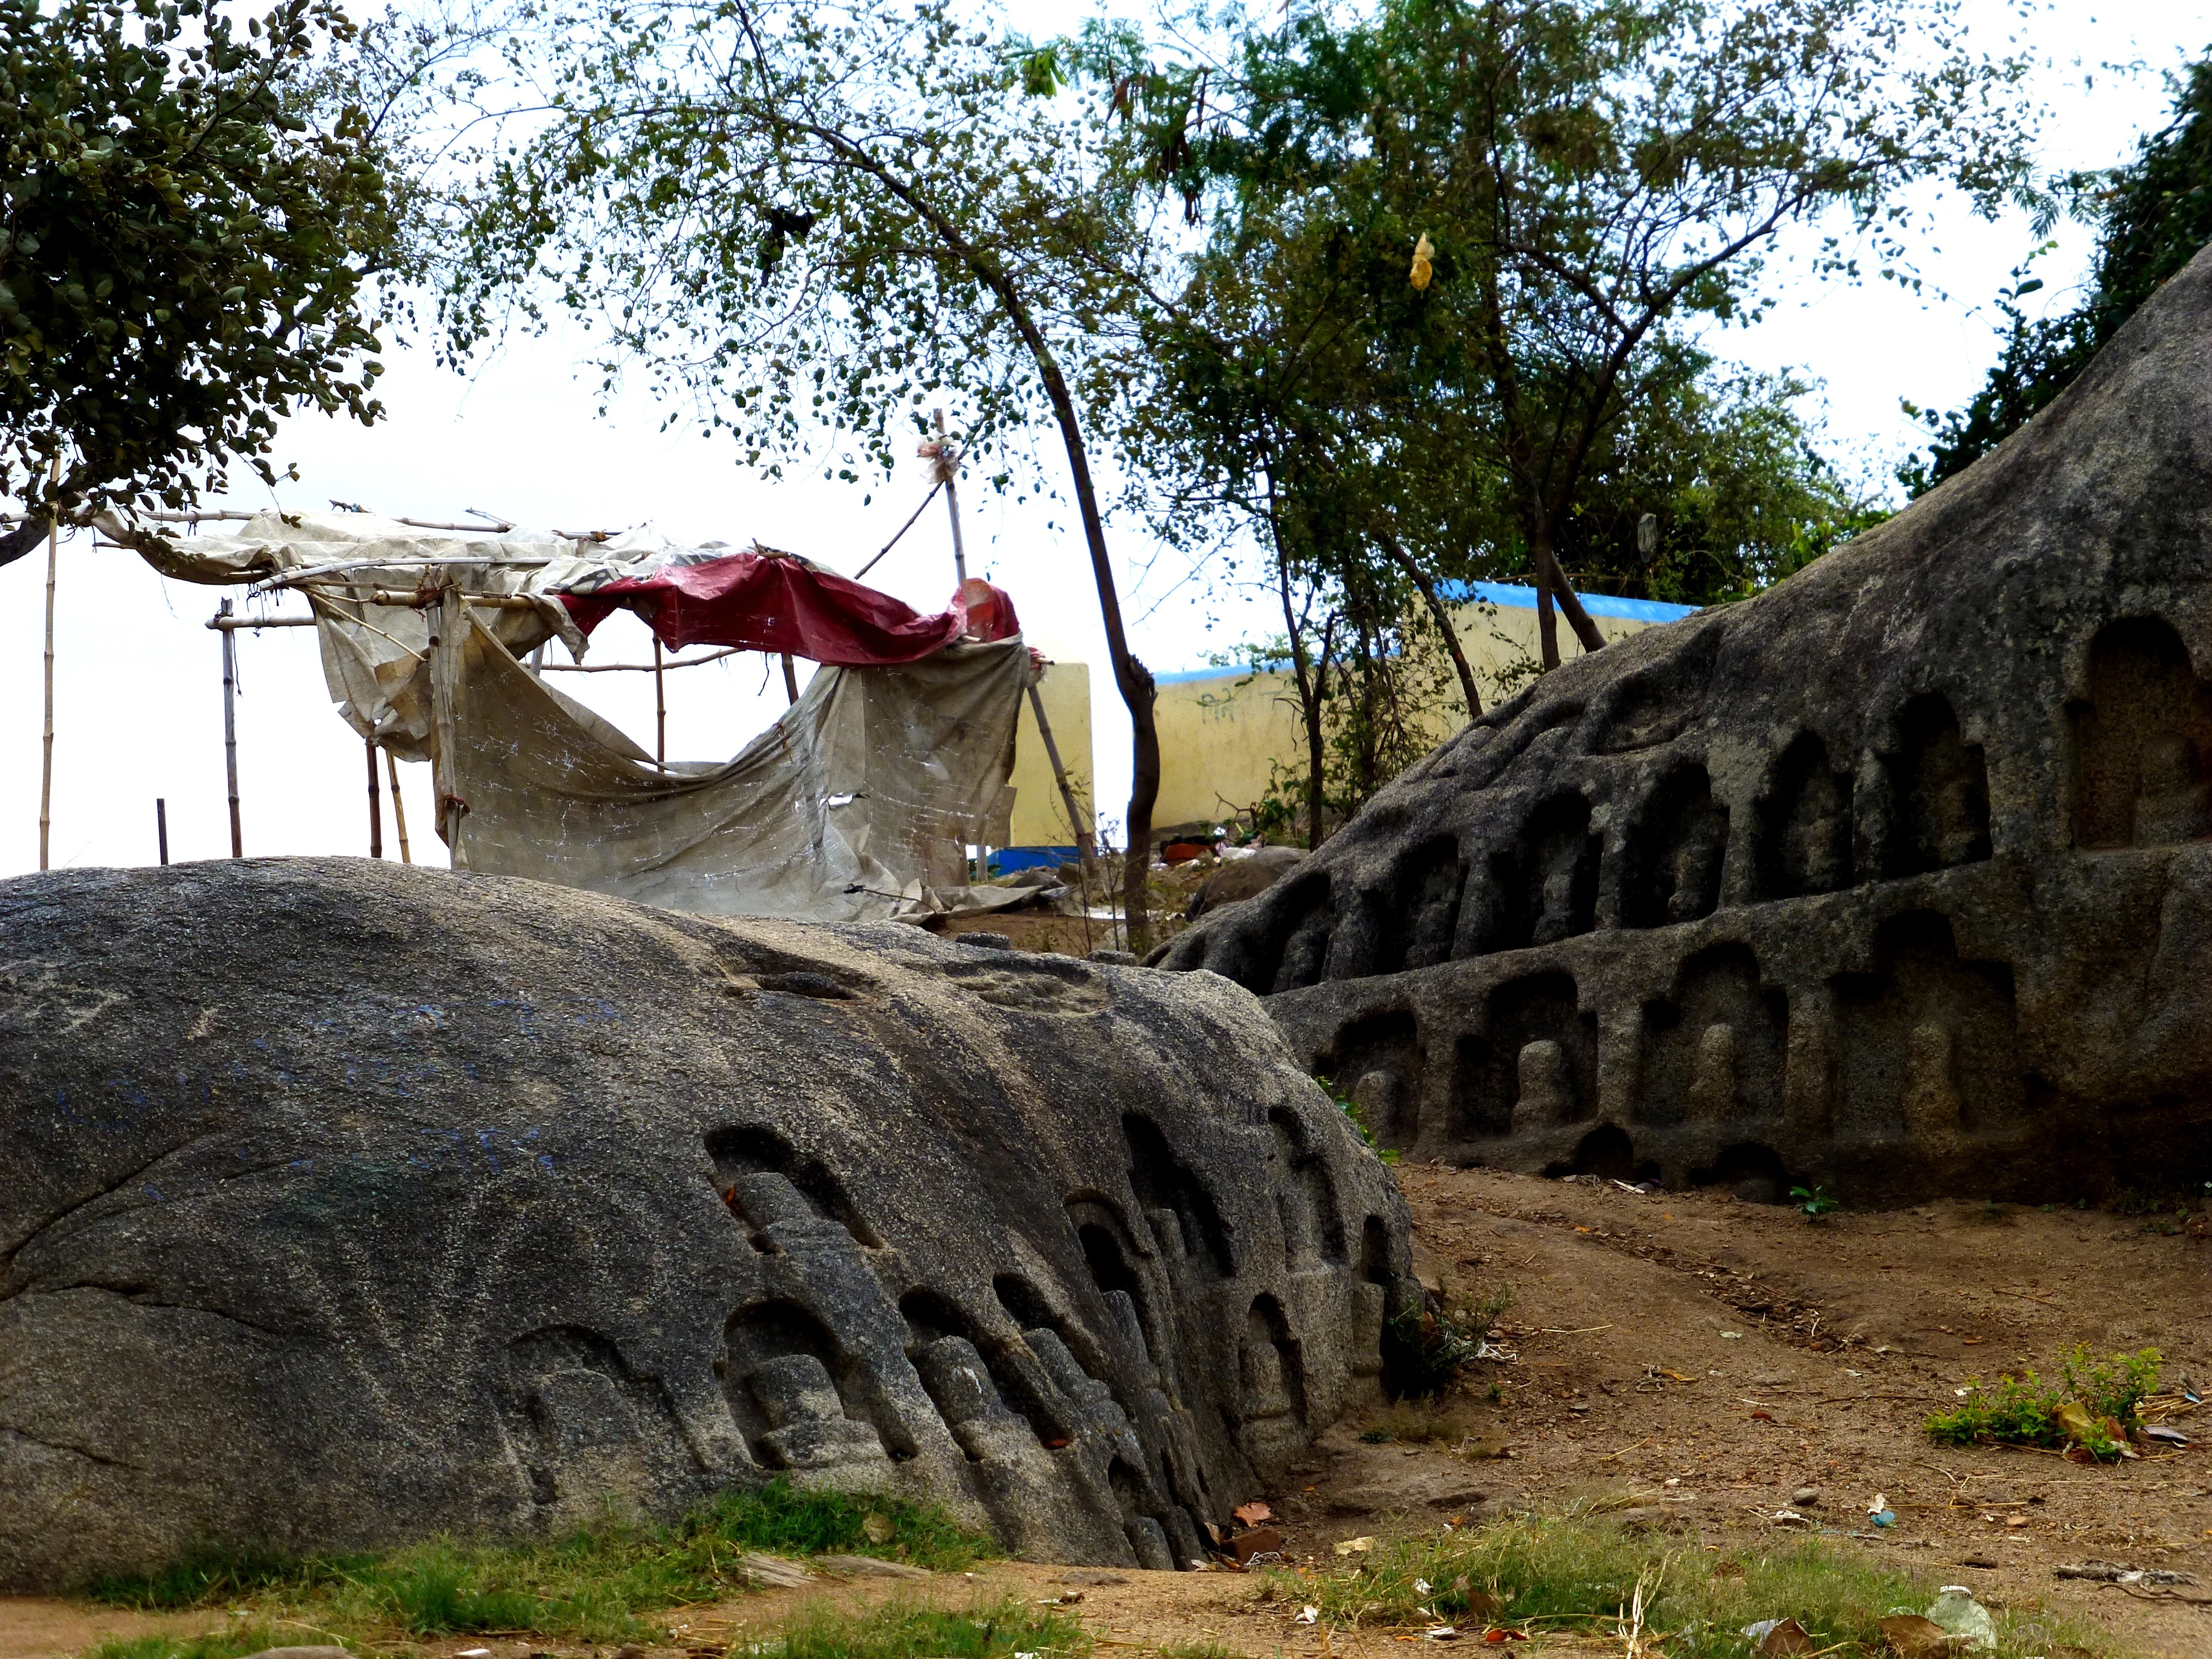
[1884, 693, 1992, 876]
[2070, 617, 2212, 850]
[1621, 763, 1728, 927]
[1756, 732, 1855, 899]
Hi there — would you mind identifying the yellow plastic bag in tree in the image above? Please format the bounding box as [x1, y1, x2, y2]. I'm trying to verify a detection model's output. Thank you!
[1411, 233, 1434, 290]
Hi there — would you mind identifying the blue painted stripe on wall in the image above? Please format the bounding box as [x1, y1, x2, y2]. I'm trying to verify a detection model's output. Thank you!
[1435, 579, 1698, 624]
[1154, 582, 1696, 683]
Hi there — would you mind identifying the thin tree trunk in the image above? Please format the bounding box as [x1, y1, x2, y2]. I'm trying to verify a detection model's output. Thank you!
[786, 123, 1162, 950]
[1375, 528, 1481, 719]
[1532, 520, 1606, 655]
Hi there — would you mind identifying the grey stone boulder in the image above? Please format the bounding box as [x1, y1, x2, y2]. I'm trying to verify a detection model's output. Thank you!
[0, 858, 1416, 1589]
[1153, 239, 2212, 1207]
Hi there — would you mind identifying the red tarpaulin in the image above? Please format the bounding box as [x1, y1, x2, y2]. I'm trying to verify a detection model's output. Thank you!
[556, 550, 1019, 667]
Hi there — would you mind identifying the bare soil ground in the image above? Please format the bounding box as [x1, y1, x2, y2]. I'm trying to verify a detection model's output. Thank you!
[8, 1167, 2206, 1659]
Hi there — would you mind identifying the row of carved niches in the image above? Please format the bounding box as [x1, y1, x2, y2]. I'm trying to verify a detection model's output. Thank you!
[675, 1113, 1392, 1568]
[1315, 912, 2026, 1163]
[2071, 618, 2212, 849]
[1232, 692, 1993, 995]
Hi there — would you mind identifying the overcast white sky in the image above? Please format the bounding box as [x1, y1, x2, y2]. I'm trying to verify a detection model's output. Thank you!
[5, 1, 2208, 878]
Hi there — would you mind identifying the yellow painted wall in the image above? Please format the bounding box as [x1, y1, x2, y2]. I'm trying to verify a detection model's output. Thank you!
[1008, 659, 1094, 846]
[1151, 594, 1678, 828]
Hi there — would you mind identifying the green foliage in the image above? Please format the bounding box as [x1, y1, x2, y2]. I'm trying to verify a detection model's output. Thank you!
[1083, 0, 2035, 698]
[84, 1628, 312, 1659]
[1906, 53, 2212, 493]
[1314, 1074, 1400, 1164]
[1268, 1513, 2109, 1655]
[1790, 1184, 1839, 1219]
[88, 1480, 984, 1641]
[449, 0, 1145, 496]
[0, 0, 443, 536]
[1926, 1346, 2163, 1460]
[1380, 1281, 1505, 1402]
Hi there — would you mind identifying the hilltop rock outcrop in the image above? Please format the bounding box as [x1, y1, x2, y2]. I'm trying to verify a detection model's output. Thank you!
[1154, 243, 2212, 1207]
[0, 859, 1413, 1589]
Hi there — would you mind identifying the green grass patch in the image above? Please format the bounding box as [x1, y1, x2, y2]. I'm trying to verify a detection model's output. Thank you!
[87, 1480, 985, 1642]
[1265, 1512, 2119, 1657]
[82, 1627, 320, 1659]
[1926, 1345, 2161, 1459]
[750, 1598, 1086, 1658]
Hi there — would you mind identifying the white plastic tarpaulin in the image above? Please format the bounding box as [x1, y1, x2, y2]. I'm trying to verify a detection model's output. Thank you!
[105, 510, 1034, 921]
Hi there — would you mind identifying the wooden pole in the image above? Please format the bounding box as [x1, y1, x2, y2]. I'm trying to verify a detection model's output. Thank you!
[430, 587, 467, 863]
[38, 507, 56, 870]
[386, 747, 412, 864]
[1025, 676, 1097, 882]
[654, 636, 667, 767]
[780, 652, 799, 706]
[366, 737, 384, 858]
[219, 597, 243, 856]
[935, 408, 967, 584]
[156, 798, 168, 865]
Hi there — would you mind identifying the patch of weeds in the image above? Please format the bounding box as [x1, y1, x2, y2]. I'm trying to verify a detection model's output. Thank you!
[1789, 1183, 1838, 1220]
[1927, 1346, 2162, 1459]
[1382, 1302, 1493, 1401]
[89, 1480, 987, 1642]
[757, 1598, 1087, 1658]
[84, 1628, 314, 1659]
[1314, 1074, 1400, 1165]
[1360, 1406, 1469, 1446]
[1261, 1513, 2115, 1656]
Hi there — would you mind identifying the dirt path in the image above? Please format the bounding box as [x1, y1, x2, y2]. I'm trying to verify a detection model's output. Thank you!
[8, 1168, 2208, 1658]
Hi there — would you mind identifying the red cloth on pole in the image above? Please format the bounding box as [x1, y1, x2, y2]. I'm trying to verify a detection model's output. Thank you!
[556, 551, 1019, 666]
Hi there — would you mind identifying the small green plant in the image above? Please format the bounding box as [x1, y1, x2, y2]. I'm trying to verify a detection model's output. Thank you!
[1261, 1513, 2121, 1656]
[1926, 1346, 2162, 1460]
[1381, 1282, 1499, 1400]
[1789, 1183, 1838, 1219]
[1315, 1074, 1401, 1165]
[88, 1480, 987, 1641]
[770, 1598, 1088, 1659]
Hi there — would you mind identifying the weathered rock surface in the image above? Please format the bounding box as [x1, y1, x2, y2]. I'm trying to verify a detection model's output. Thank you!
[1154, 242, 2212, 1206]
[0, 859, 1414, 1590]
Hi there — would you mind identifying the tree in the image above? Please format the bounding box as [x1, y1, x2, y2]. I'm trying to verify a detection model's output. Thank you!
[1090, 0, 2038, 670]
[1094, 14, 1884, 840]
[1904, 53, 2212, 494]
[450, 0, 1176, 944]
[0, 0, 435, 565]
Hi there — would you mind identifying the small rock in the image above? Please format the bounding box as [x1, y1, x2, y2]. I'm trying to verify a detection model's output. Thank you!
[1226, 1526, 1284, 1565]
[1791, 1486, 1822, 1507]
[613, 1645, 647, 1659]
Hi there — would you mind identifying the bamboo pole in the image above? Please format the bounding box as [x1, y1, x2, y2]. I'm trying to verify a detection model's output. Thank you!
[38, 506, 56, 870]
[156, 798, 168, 865]
[541, 645, 743, 674]
[1025, 674, 1098, 884]
[430, 588, 467, 863]
[935, 409, 968, 584]
[780, 653, 799, 706]
[654, 637, 667, 767]
[366, 737, 384, 858]
[218, 597, 243, 856]
[386, 747, 412, 864]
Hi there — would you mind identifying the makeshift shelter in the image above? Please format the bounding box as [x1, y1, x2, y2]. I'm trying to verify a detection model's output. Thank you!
[104, 510, 1062, 922]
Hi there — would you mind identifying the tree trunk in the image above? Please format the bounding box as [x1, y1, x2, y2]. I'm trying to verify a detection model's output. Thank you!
[1375, 528, 1481, 719]
[794, 126, 1160, 949]
[1529, 519, 1606, 657]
